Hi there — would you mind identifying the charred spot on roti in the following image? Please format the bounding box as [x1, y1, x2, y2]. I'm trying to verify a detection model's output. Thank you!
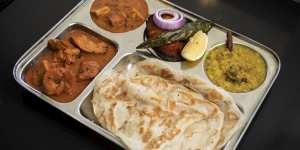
[206, 89, 224, 101]
[143, 130, 152, 143]
[161, 68, 175, 81]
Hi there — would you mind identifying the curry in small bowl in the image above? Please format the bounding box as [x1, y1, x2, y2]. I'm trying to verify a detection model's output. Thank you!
[90, 0, 148, 33]
[204, 44, 267, 93]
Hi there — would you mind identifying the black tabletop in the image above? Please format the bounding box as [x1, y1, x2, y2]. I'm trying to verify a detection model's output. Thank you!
[0, 0, 300, 149]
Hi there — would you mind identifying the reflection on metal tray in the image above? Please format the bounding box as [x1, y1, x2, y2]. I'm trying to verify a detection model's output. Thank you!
[13, 0, 280, 150]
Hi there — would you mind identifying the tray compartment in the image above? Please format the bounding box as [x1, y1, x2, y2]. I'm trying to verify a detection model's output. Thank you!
[18, 23, 119, 103]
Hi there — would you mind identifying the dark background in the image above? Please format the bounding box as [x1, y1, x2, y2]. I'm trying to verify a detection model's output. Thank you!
[0, 0, 299, 149]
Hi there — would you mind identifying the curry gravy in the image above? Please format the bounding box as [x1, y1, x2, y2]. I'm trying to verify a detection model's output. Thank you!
[25, 27, 117, 103]
[90, 0, 148, 33]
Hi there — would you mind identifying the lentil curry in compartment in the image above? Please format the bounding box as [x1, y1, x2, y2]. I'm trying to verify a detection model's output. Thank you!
[25, 25, 117, 103]
[204, 44, 267, 93]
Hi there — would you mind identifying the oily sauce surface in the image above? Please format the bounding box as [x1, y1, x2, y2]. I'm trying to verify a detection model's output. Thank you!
[90, 0, 148, 33]
[25, 28, 117, 103]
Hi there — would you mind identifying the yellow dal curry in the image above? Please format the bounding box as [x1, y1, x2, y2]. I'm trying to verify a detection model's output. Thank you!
[204, 44, 267, 92]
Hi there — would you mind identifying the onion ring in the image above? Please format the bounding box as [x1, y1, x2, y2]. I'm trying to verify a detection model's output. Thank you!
[153, 9, 186, 30]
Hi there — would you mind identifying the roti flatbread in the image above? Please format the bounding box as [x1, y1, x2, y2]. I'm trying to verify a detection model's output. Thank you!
[129, 59, 243, 148]
[92, 58, 243, 150]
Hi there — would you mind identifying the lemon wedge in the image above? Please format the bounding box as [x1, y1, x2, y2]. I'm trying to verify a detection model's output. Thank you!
[181, 30, 208, 61]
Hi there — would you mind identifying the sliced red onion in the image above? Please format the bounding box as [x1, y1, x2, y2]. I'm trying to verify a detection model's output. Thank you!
[153, 9, 186, 30]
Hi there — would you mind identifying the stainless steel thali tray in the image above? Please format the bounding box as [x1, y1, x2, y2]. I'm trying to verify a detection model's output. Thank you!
[13, 0, 281, 149]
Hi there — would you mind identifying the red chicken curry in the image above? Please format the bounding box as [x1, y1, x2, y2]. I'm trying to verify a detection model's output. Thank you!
[25, 27, 117, 103]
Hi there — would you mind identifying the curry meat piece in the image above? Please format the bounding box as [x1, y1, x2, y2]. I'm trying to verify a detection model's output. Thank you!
[108, 13, 126, 28]
[78, 61, 100, 80]
[92, 6, 111, 16]
[42, 60, 76, 96]
[48, 39, 80, 64]
[71, 34, 108, 54]
[48, 39, 69, 50]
